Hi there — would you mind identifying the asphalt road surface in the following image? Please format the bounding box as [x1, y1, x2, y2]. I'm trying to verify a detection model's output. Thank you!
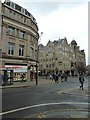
[1, 77, 89, 119]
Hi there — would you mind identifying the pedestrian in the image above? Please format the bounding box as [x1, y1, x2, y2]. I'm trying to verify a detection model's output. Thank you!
[64, 72, 67, 81]
[52, 73, 55, 81]
[79, 72, 85, 90]
[2, 73, 8, 86]
[20, 73, 25, 83]
[61, 73, 64, 82]
[49, 74, 52, 80]
[46, 73, 48, 79]
[55, 73, 59, 83]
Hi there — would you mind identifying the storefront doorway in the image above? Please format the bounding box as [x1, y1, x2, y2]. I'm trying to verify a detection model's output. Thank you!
[2, 69, 13, 85]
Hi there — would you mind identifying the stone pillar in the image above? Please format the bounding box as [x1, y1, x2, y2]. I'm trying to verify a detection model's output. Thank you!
[27, 63, 30, 81]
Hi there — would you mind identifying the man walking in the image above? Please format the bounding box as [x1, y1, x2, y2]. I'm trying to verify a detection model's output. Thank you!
[79, 72, 85, 90]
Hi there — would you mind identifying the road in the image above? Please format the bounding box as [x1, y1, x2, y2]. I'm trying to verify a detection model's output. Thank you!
[1, 77, 89, 118]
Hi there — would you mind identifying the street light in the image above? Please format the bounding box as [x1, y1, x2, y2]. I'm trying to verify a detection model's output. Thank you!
[36, 32, 43, 85]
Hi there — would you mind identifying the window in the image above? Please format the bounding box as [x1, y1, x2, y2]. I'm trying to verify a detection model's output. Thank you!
[21, 8, 25, 14]
[13, 12, 16, 19]
[30, 47, 34, 58]
[65, 47, 67, 51]
[55, 57, 58, 60]
[7, 26, 15, 36]
[46, 64, 48, 68]
[15, 4, 21, 12]
[16, 29, 19, 37]
[8, 42, 15, 55]
[25, 9, 28, 15]
[19, 45, 24, 56]
[35, 49, 37, 60]
[10, 2, 15, 9]
[6, 2, 10, 6]
[24, 18, 26, 23]
[19, 31, 25, 39]
[52, 64, 54, 67]
[9, 10, 12, 14]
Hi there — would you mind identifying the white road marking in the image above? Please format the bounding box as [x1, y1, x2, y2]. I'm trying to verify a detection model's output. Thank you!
[38, 116, 42, 118]
[0, 102, 89, 116]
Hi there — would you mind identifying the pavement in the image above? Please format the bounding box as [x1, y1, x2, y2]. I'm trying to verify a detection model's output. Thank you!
[0, 77, 53, 89]
[0, 76, 89, 96]
[58, 86, 88, 96]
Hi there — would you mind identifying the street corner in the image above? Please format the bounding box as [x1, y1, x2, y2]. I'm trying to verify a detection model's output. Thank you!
[57, 86, 88, 96]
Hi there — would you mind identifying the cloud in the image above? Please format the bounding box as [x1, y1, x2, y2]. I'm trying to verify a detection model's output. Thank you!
[2, 0, 88, 64]
[36, 3, 88, 42]
[35, 3, 88, 64]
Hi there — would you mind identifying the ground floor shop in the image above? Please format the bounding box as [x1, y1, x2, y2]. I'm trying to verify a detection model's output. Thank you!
[4, 64, 27, 81]
[1, 59, 37, 84]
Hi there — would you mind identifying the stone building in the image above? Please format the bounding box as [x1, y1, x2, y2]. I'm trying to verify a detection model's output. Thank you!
[38, 38, 86, 76]
[0, 0, 39, 81]
[70, 40, 86, 75]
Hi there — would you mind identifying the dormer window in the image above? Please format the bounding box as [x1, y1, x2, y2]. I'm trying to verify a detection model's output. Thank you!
[21, 8, 25, 14]
[10, 2, 15, 9]
[15, 4, 21, 12]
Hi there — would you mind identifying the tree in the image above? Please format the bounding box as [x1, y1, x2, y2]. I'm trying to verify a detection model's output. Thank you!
[76, 61, 86, 74]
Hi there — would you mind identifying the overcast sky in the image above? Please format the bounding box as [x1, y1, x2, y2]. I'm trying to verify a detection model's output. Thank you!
[2, 0, 89, 65]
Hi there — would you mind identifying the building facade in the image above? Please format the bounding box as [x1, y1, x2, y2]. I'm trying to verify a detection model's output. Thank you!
[38, 38, 86, 76]
[0, 0, 39, 81]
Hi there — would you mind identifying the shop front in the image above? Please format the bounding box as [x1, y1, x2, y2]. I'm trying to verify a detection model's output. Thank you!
[1, 68, 13, 85]
[5, 64, 27, 82]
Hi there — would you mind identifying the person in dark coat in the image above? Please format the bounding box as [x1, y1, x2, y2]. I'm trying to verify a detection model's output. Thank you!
[55, 73, 59, 83]
[2, 74, 8, 86]
[79, 72, 85, 90]
[20, 73, 25, 83]
[46, 73, 48, 79]
[52, 73, 55, 81]
[64, 72, 67, 81]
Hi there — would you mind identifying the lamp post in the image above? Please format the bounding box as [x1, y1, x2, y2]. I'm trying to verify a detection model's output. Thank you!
[36, 32, 43, 85]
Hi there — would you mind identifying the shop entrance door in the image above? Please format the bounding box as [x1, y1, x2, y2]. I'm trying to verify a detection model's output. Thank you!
[2, 70, 13, 86]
